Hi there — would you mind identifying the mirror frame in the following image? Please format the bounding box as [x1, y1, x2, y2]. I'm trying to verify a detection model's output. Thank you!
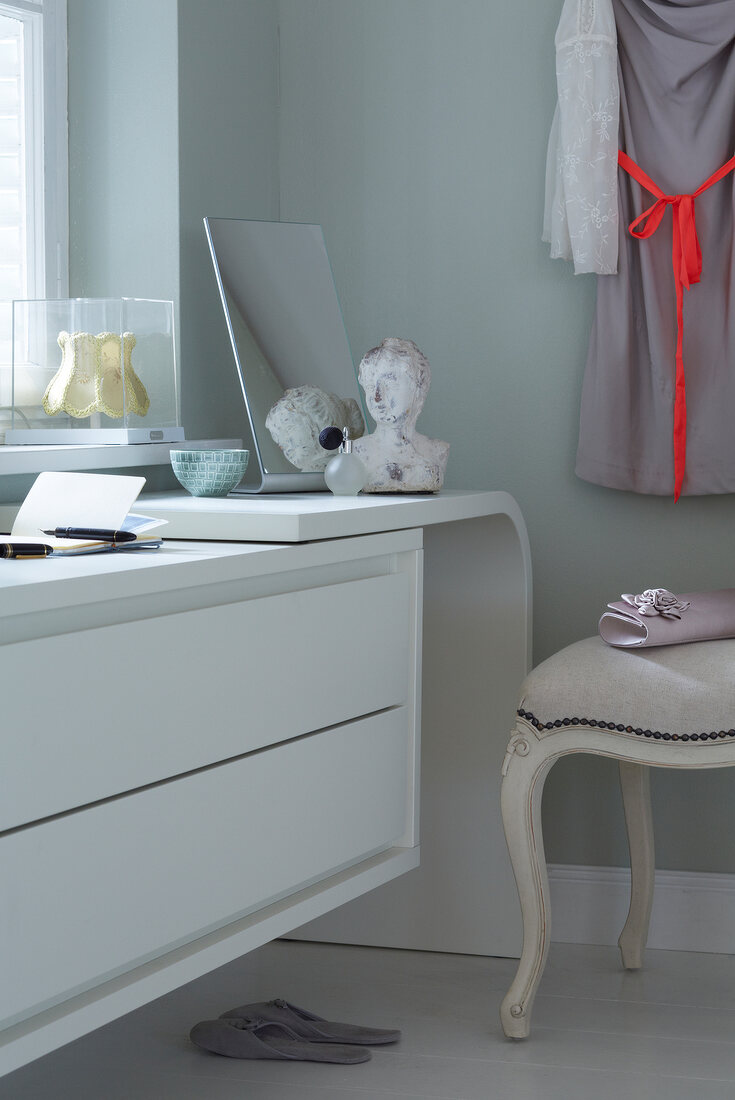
[204, 216, 365, 494]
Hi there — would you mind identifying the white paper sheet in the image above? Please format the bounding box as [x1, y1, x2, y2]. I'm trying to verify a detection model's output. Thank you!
[12, 472, 147, 536]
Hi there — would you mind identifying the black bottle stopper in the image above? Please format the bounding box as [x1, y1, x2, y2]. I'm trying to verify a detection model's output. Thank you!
[318, 425, 345, 451]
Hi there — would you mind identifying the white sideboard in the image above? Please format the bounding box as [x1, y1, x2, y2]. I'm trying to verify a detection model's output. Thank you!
[142, 489, 532, 957]
[0, 529, 422, 1076]
[0, 488, 531, 1077]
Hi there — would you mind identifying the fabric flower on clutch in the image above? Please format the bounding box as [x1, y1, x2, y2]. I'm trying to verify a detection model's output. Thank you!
[621, 588, 691, 618]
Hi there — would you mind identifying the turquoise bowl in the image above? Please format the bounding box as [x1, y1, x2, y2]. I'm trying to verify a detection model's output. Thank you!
[170, 449, 249, 497]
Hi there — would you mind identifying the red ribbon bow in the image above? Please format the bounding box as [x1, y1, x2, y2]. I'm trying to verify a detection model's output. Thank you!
[618, 149, 735, 500]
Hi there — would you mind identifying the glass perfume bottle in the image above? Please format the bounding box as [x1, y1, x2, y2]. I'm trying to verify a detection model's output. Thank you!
[319, 426, 367, 496]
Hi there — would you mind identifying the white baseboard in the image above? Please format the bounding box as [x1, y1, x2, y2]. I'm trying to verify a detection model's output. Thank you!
[549, 863, 735, 954]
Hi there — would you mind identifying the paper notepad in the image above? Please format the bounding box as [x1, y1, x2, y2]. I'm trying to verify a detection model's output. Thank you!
[2, 471, 167, 555]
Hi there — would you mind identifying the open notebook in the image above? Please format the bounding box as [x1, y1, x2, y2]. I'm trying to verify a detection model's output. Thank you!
[0, 471, 167, 556]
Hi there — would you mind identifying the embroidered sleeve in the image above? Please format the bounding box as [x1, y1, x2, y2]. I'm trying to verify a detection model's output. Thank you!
[542, 0, 620, 275]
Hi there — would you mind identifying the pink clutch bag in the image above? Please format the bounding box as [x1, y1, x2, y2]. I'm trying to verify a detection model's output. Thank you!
[599, 588, 735, 648]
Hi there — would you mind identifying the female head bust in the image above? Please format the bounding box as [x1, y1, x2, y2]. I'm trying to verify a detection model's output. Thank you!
[358, 338, 431, 431]
[354, 337, 449, 492]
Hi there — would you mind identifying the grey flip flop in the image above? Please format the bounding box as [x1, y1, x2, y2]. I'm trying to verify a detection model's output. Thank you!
[190, 1016, 371, 1064]
[218, 998, 401, 1045]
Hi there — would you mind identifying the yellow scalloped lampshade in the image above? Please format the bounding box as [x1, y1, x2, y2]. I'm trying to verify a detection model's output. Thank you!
[42, 331, 150, 419]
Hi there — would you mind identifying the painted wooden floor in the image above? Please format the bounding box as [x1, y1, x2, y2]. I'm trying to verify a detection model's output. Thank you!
[4, 939, 735, 1098]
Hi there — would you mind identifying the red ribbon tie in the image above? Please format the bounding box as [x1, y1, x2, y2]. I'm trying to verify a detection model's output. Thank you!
[618, 149, 735, 500]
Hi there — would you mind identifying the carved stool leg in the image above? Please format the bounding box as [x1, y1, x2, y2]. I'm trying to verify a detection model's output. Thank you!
[618, 761, 654, 970]
[499, 729, 556, 1039]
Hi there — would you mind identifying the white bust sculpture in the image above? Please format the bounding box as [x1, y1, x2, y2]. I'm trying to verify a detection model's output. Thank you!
[353, 337, 449, 493]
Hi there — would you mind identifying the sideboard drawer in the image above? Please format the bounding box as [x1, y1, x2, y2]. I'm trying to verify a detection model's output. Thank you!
[0, 706, 409, 1028]
[0, 565, 415, 830]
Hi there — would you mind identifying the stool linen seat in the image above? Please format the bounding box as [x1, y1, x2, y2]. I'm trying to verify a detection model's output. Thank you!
[500, 635, 735, 1039]
[519, 635, 735, 744]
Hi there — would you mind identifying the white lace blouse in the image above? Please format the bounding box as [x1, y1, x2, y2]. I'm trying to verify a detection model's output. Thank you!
[543, 0, 620, 274]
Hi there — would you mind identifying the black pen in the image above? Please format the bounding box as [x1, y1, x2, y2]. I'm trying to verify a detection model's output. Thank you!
[42, 527, 138, 543]
[0, 543, 52, 559]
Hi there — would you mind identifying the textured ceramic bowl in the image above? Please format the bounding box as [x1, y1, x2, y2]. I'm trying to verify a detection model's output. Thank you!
[170, 449, 249, 497]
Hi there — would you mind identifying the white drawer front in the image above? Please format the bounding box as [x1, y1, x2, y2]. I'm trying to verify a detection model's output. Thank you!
[0, 568, 413, 829]
[0, 707, 408, 1028]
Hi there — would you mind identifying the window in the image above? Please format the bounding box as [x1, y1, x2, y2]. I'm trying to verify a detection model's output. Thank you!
[0, 0, 67, 396]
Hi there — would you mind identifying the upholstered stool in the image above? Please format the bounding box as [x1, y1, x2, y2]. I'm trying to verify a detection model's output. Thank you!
[499, 634, 735, 1039]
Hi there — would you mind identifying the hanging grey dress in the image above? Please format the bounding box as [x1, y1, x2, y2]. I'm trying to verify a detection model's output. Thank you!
[574, 0, 735, 496]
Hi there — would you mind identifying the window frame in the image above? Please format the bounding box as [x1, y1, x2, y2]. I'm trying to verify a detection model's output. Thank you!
[40, 0, 68, 298]
[0, 0, 68, 301]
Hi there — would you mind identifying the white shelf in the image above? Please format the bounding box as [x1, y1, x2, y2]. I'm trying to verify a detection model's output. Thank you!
[0, 439, 241, 477]
[139, 488, 528, 543]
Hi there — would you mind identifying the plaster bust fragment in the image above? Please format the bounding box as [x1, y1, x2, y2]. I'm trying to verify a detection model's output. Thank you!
[352, 338, 449, 493]
[265, 384, 364, 471]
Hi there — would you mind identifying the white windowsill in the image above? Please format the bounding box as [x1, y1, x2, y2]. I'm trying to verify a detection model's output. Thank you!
[0, 439, 242, 476]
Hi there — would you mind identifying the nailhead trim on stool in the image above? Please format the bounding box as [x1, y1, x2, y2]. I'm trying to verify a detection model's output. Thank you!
[517, 708, 735, 742]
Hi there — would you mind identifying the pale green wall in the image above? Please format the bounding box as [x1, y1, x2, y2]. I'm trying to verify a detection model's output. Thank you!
[276, 0, 735, 873]
[36, 0, 735, 873]
[66, 0, 278, 444]
[27, 0, 278, 505]
[68, 0, 180, 304]
[177, 0, 279, 440]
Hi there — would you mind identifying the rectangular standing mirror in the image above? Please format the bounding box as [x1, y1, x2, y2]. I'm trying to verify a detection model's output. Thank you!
[204, 217, 367, 493]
